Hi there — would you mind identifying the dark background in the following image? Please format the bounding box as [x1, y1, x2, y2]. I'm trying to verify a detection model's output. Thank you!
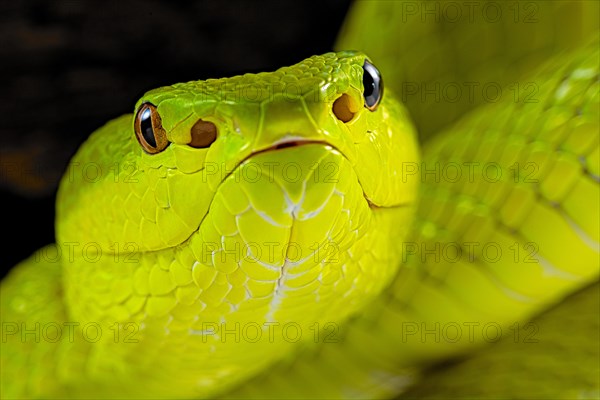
[0, 0, 352, 277]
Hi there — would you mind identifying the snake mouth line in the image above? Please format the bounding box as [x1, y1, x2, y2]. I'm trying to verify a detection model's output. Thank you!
[169, 138, 411, 253]
[207, 136, 411, 231]
[148, 137, 411, 255]
[231, 138, 412, 210]
[237, 139, 412, 208]
[236, 138, 341, 168]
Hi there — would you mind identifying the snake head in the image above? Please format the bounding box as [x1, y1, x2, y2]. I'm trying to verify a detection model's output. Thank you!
[53, 53, 420, 388]
[57, 52, 419, 253]
[56, 52, 419, 335]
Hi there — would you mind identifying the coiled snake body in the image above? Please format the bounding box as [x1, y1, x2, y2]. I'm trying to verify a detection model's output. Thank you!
[1, 1, 599, 398]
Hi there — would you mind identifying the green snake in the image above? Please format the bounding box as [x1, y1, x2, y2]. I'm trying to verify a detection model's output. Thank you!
[1, 1, 599, 398]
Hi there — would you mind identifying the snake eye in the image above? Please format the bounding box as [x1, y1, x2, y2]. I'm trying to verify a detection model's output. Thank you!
[134, 103, 169, 154]
[362, 60, 383, 110]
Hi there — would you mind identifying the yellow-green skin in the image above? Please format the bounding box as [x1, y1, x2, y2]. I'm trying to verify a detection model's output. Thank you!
[1, 1, 599, 399]
[225, 36, 600, 399]
[338, 0, 600, 140]
[1, 52, 420, 398]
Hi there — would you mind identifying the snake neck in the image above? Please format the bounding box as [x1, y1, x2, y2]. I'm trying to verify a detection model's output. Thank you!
[58, 145, 416, 397]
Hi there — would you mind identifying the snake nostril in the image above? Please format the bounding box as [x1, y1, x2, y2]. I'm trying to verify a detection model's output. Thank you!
[189, 119, 218, 148]
[332, 94, 355, 123]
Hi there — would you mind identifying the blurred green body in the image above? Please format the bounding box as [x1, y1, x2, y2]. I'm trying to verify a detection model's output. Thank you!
[1, 1, 599, 398]
[338, 0, 600, 140]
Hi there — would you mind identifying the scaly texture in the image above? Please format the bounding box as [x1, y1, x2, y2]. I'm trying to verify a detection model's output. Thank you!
[400, 281, 600, 398]
[225, 35, 600, 399]
[1, 52, 419, 399]
[1, 2, 599, 399]
[337, 0, 599, 139]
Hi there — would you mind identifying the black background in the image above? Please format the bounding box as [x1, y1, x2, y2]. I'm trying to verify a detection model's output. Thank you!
[0, 0, 352, 277]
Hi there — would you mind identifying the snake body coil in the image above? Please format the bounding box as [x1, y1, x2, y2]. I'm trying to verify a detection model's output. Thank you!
[1, 1, 599, 398]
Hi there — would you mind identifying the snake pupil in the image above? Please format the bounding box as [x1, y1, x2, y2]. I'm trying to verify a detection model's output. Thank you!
[362, 60, 383, 110]
[363, 77, 374, 98]
[134, 102, 169, 154]
[140, 107, 157, 148]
